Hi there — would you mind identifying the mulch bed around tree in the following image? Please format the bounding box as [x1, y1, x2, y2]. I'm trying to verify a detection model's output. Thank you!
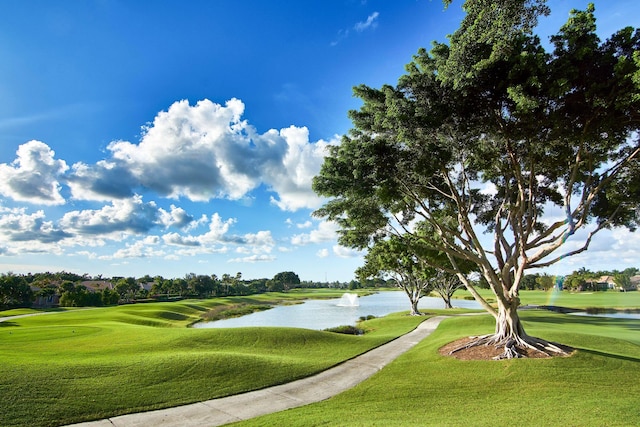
[439, 337, 574, 360]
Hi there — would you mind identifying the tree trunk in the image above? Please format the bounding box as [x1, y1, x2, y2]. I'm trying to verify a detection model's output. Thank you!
[443, 295, 453, 309]
[451, 294, 569, 359]
[409, 297, 421, 316]
[494, 297, 526, 341]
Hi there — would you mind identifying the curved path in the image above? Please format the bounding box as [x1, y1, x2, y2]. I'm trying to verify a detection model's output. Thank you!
[67, 315, 448, 427]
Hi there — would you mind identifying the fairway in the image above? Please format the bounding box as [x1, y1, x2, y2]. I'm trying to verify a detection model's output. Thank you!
[0, 294, 424, 427]
[1, 290, 639, 427]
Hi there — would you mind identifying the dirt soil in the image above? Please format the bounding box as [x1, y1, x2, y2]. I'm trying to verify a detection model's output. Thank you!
[439, 337, 574, 360]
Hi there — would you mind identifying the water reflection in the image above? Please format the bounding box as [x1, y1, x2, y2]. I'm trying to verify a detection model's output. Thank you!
[193, 291, 482, 330]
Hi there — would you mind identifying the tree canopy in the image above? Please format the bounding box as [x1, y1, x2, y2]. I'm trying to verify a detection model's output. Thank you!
[314, 4, 639, 358]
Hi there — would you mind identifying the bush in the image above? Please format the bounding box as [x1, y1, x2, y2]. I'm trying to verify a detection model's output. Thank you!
[324, 325, 364, 335]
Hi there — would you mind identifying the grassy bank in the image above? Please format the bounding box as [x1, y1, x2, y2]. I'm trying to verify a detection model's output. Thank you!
[0, 294, 423, 427]
[234, 310, 640, 427]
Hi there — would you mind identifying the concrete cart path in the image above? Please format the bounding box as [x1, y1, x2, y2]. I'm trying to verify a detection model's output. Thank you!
[67, 315, 448, 427]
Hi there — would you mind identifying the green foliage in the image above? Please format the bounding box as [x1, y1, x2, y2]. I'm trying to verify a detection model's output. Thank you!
[314, 4, 640, 328]
[0, 273, 33, 309]
[440, 0, 550, 87]
[323, 325, 364, 335]
[271, 271, 301, 291]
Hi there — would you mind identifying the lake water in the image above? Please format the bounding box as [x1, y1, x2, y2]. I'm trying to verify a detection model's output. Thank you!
[193, 291, 482, 330]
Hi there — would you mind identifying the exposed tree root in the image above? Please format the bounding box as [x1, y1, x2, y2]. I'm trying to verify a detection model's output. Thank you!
[449, 334, 571, 360]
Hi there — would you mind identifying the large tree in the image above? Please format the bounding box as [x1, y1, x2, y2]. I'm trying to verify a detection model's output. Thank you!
[314, 4, 639, 358]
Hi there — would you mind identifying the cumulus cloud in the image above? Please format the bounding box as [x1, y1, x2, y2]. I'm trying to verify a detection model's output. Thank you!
[316, 248, 330, 258]
[162, 232, 201, 247]
[158, 213, 275, 259]
[59, 195, 160, 237]
[67, 160, 136, 201]
[0, 140, 68, 205]
[267, 126, 332, 211]
[291, 220, 339, 245]
[333, 245, 362, 258]
[158, 205, 198, 229]
[0, 207, 71, 244]
[63, 98, 328, 211]
[103, 236, 165, 260]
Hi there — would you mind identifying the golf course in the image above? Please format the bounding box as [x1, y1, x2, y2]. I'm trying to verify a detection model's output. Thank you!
[1, 289, 639, 427]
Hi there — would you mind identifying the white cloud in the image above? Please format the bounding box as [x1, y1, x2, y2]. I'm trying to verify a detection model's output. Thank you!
[59, 195, 160, 237]
[67, 160, 135, 201]
[64, 98, 329, 212]
[156, 213, 275, 260]
[333, 245, 362, 258]
[0, 140, 68, 205]
[331, 11, 379, 46]
[354, 11, 379, 32]
[158, 205, 198, 230]
[102, 236, 165, 260]
[0, 207, 71, 247]
[291, 220, 339, 245]
[316, 248, 330, 258]
[228, 254, 276, 263]
[162, 232, 201, 247]
[266, 126, 332, 211]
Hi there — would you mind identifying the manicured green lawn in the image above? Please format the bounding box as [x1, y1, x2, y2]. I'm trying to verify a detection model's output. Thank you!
[2, 290, 639, 427]
[453, 288, 640, 309]
[233, 310, 640, 427]
[0, 296, 424, 427]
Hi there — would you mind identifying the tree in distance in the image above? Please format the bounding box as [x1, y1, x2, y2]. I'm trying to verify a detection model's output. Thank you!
[356, 234, 466, 313]
[313, 3, 639, 359]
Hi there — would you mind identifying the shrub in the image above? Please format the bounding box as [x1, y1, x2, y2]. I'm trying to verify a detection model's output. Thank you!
[324, 325, 364, 335]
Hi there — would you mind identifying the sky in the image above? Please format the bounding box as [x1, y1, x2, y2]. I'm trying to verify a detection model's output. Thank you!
[1, 1, 639, 282]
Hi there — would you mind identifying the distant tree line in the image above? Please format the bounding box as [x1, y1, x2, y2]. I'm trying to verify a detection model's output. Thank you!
[4, 265, 635, 310]
[517, 268, 640, 292]
[0, 270, 359, 309]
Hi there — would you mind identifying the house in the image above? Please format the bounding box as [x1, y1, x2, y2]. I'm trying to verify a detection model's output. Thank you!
[80, 280, 114, 293]
[597, 275, 617, 290]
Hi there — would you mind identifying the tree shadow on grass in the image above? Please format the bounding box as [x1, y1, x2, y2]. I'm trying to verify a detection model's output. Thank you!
[575, 347, 640, 363]
[0, 321, 19, 327]
[522, 311, 640, 332]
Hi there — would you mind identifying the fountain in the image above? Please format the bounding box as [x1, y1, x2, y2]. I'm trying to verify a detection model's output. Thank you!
[337, 292, 359, 307]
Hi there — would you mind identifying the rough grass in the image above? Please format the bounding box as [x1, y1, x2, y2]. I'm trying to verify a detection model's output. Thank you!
[0, 297, 424, 427]
[233, 310, 640, 427]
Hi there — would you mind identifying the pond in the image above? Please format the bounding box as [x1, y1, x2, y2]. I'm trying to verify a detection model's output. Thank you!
[193, 291, 482, 330]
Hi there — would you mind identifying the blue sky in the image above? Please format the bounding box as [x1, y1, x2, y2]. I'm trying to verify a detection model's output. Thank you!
[1, 1, 639, 282]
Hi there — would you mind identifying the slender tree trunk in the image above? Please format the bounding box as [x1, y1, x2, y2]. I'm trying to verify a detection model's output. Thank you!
[443, 295, 453, 309]
[409, 297, 421, 315]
